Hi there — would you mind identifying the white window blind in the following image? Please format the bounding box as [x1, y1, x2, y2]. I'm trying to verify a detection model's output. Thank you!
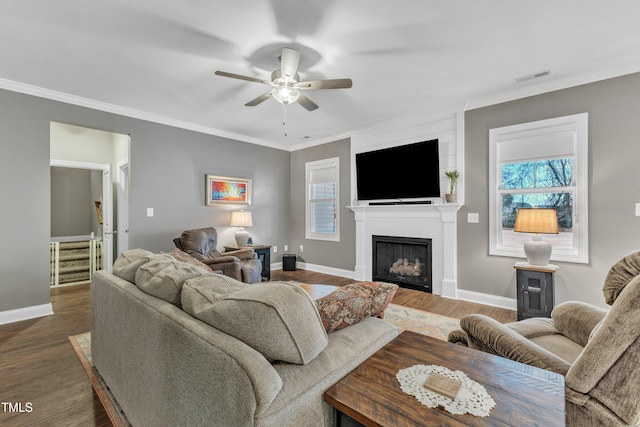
[306, 157, 340, 241]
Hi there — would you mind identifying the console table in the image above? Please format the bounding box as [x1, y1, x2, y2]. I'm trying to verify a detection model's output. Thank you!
[325, 331, 565, 426]
[224, 244, 271, 281]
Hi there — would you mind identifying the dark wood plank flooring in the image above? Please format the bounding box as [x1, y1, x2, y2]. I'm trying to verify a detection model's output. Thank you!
[271, 269, 516, 323]
[0, 270, 515, 426]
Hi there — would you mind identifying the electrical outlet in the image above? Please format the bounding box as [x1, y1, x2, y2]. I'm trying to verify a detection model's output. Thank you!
[299, 245, 304, 252]
[284, 245, 288, 251]
[273, 246, 278, 253]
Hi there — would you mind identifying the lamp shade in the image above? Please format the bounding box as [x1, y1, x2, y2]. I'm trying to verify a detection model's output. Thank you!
[514, 208, 558, 234]
[230, 211, 253, 227]
[514, 208, 558, 266]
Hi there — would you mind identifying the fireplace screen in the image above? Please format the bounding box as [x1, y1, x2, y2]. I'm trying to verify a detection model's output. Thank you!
[372, 235, 432, 293]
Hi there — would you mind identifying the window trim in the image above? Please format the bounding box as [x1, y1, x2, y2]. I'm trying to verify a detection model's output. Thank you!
[305, 157, 340, 242]
[489, 113, 588, 263]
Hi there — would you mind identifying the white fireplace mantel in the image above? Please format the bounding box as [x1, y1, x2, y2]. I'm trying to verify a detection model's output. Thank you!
[349, 204, 461, 297]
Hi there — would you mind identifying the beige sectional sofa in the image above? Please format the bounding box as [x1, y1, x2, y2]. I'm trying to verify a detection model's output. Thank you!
[91, 249, 398, 427]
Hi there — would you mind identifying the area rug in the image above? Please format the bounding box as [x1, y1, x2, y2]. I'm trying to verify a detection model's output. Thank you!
[68, 333, 131, 427]
[384, 303, 460, 341]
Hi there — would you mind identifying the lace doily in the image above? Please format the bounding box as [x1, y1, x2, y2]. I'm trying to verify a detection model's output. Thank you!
[396, 364, 496, 417]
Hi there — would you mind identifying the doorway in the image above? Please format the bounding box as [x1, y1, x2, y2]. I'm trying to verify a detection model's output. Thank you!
[50, 122, 130, 277]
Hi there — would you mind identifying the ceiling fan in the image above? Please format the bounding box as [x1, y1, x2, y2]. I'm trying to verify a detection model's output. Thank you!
[215, 47, 352, 111]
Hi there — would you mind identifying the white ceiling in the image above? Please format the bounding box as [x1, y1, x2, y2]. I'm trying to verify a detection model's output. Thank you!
[2, 1, 640, 150]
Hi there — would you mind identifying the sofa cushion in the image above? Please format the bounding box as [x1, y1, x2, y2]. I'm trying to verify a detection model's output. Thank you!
[112, 248, 156, 282]
[315, 282, 398, 332]
[181, 274, 249, 316]
[135, 256, 212, 306]
[190, 281, 328, 364]
[168, 248, 212, 273]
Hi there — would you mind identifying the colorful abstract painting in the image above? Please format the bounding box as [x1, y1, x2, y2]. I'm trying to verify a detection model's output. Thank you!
[206, 175, 251, 206]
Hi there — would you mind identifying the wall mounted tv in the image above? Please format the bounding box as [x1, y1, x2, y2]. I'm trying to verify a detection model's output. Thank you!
[356, 139, 440, 201]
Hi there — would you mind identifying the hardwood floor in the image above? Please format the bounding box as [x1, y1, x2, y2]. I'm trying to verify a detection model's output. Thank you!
[0, 283, 111, 427]
[271, 269, 516, 323]
[0, 270, 515, 426]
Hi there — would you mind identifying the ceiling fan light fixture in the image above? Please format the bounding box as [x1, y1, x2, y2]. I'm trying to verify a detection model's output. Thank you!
[271, 85, 300, 105]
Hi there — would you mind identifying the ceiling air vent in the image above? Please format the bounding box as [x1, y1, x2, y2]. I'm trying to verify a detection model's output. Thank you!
[515, 69, 552, 83]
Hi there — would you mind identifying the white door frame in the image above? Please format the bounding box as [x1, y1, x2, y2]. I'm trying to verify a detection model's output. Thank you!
[117, 159, 129, 254]
[50, 159, 114, 270]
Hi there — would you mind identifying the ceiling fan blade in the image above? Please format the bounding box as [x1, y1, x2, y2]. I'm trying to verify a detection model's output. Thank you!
[215, 70, 273, 86]
[297, 92, 319, 111]
[280, 48, 300, 80]
[245, 92, 273, 107]
[295, 78, 353, 90]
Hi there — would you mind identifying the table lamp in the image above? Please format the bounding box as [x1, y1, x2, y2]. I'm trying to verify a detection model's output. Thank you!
[230, 210, 253, 247]
[514, 208, 558, 266]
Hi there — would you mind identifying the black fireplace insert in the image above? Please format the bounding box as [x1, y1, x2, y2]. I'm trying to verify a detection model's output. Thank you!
[372, 235, 432, 293]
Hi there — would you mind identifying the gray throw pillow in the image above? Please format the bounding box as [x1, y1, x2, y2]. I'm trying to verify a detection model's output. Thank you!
[135, 255, 211, 306]
[182, 274, 249, 317]
[112, 248, 156, 283]
[191, 282, 328, 365]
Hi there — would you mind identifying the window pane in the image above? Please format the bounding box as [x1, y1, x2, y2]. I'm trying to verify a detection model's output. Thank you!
[501, 192, 573, 249]
[311, 182, 336, 200]
[502, 162, 534, 189]
[312, 201, 336, 234]
[502, 158, 573, 189]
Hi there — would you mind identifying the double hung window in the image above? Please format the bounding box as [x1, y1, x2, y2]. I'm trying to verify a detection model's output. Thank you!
[489, 113, 588, 263]
[306, 157, 340, 241]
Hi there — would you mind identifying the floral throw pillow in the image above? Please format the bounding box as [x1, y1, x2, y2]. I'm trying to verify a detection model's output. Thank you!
[315, 282, 399, 332]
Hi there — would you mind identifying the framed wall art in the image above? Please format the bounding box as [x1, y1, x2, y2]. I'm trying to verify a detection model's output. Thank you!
[206, 175, 252, 206]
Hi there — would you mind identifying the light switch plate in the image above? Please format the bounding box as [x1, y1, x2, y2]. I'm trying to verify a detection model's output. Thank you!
[146, 208, 154, 217]
[636, 203, 640, 217]
[467, 213, 479, 223]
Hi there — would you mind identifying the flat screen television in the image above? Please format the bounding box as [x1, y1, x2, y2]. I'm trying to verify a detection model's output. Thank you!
[356, 139, 440, 201]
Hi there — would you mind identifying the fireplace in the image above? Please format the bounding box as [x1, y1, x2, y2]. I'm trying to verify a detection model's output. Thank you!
[372, 235, 432, 293]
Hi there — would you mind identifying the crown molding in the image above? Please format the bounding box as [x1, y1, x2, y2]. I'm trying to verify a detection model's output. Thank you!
[0, 77, 289, 151]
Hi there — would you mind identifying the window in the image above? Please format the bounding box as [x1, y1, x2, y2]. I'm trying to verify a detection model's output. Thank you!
[489, 113, 588, 263]
[306, 157, 340, 241]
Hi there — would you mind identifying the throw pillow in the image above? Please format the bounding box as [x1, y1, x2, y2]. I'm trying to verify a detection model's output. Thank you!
[112, 248, 156, 282]
[135, 255, 211, 306]
[168, 248, 212, 273]
[190, 281, 328, 365]
[315, 282, 399, 333]
[182, 274, 249, 317]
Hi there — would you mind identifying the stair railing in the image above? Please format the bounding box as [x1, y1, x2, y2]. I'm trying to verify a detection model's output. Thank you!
[50, 241, 60, 287]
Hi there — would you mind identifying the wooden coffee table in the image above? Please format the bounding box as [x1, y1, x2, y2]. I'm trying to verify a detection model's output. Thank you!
[324, 331, 565, 426]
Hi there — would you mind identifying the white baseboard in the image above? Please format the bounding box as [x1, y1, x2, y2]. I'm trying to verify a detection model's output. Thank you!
[272, 261, 356, 281]
[0, 303, 54, 326]
[455, 289, 517, 311]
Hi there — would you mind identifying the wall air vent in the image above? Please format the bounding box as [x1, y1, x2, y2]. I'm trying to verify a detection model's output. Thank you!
[515, 69, 552, 83]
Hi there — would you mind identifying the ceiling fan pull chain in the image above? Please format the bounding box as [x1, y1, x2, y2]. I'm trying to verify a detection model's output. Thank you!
[282, 103, 288, 136]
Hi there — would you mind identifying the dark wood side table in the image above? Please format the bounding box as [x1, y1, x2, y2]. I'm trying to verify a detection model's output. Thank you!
[224, 244, 271, 281]
[514, 262, 558, 320]
[325, 331, 565, 427]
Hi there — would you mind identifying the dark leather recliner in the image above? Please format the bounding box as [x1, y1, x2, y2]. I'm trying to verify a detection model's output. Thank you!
[173, 227, 262, 284]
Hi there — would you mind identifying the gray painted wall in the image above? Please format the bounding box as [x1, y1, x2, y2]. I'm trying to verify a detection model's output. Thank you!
[50, 167, 93, 237]
[290, 138, 355, 272]
[461, 72, 640, 308]
[0, 88, 290, 313]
